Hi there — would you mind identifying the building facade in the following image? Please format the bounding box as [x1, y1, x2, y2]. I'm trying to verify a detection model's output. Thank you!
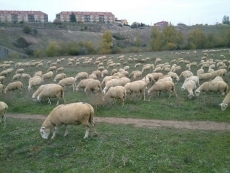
[154, 21, 168, 27]
[56, 11, 115, 23]
[0, 10, 48, 23]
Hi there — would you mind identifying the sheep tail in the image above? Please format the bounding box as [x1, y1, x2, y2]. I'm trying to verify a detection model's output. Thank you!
[87, 104, 95, 125]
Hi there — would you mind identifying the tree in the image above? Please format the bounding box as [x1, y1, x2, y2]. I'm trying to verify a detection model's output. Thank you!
[222, 15, 230, 24]
[70, 12, 76, 22]
[187, 28, 207, 49]
[23, 25, 31, 34]
[33, 28, 38, 36]
[46, 42, 59, 57]
[99, 30, 113, 54]
[150, 26, 162, 51]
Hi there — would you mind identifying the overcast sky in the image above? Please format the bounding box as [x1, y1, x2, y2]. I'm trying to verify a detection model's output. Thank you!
[1, 0, 229, 25]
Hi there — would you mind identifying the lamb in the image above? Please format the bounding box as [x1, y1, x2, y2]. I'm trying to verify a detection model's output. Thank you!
[220, 92, 230, 111]
[102, 77, 130, 94]
[147, 80, 178, 98]
[33, 84, 66, 105]
[84, 79, 102, 93]
[103, 86, 126, 106]
[0, 101, 8, 128]
[75, 72, 89, 81]
[124, 80, 147, 101]
[195, 81, 228, 96]
[4, 81, 23, 93]
[40, 102, 97, 139]
[42, 71, 53, 81]
[53, 73, 66, 82]
[181, 80, 197, 99]
[58, 77, 76, 91]
[28, 76, 43, 91]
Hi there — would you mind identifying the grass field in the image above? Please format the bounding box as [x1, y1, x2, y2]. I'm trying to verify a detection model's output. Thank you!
[0, 50, 230, 172]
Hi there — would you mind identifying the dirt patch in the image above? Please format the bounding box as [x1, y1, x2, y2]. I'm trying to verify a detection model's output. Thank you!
[6, 113, 230, 131]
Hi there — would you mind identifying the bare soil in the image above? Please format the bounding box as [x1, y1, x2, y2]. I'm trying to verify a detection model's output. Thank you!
[6, 113, 230, 131]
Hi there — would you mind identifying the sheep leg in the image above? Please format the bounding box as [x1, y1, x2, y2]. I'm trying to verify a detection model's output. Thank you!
[84, 125, 90, 139]
[90, 119, 97, 136]
[64, 125, 68, 136]
[51, 126, 57, 139]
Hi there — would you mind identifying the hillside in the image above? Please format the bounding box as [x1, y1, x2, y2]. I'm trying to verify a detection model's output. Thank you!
[0, 22, 229, 56]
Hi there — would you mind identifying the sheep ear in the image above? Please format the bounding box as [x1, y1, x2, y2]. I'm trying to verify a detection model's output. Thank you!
[41, 127, 45, 130]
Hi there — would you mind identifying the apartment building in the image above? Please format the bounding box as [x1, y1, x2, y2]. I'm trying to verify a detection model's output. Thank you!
[56, 11, 115, 23]
[0, 10, 48, 23]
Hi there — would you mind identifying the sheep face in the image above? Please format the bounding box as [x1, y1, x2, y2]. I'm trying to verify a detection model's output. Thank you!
[220, 103, 228, 111]
[195, 90, 200, 96]
[40, 127, 50, 139]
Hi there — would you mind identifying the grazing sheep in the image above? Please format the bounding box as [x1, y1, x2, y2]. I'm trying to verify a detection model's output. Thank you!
[28, 76, 43, 91]
[75, 72, 89, 81]
[84, 79, 101, 93]
[56, 67, 64, 73]
[181, 80, 197, 99]
[4, 81, 23, 93]
[53, 73, 66, 82]
[103, 86, 126, 106]
[149, 73, 164, 81]
[124, 80, 147, 101]
[102, 77, 130, 94]
[33, 71, 43, 77]
[12, 73, 21, 81]
[0, 101, 8, 128]
[58, 77, 76, 91]
[183, 76, 200, 86]
[220, 92, 230, 111]
[40, 102, 97, 139]
[198, 72, 214, 81]
[101, 76, 119, 88]
[195, 81, 228, 96]
[76, 79, 94, 91]
[167, 72, 180, 83]
[42, 71, 53, 81]
[16, 68, 24, 74]
[179, 70, 193, 80]
[148, 80, 178, 98]
[0, 76, 5, 83]
[34, 84, 66, 105]
[22, 73, 31, 79]
[47, 66, 56, 72]
[129, 70, 142, 80]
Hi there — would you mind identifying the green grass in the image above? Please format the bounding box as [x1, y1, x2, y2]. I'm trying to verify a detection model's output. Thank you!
[1, 118, 230, 172]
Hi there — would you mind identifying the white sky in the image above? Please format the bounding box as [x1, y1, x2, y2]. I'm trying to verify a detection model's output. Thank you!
[0, 0, 229, 25]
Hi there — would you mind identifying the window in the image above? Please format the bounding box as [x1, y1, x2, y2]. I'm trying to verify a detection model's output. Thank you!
[99, 15, 104, 23]
[44, 14, 48, 22]
[28, 14, 35, 22]
[84, 15, 90, 22]
[11, 14, 18, 22]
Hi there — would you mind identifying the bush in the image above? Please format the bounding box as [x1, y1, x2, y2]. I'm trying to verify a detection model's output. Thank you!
[23, 25, 31, 34]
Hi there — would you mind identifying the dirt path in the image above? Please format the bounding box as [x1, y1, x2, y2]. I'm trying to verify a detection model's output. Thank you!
[6, 113, 230, 131]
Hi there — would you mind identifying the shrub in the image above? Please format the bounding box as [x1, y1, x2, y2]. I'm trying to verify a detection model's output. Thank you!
[23, 25, 31, 34]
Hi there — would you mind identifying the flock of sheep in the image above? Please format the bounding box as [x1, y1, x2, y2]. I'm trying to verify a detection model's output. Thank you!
[0, 49, 230, 139]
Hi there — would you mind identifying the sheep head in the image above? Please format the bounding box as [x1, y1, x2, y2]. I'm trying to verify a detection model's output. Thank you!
[220, 103, 228, 111]
[40, 127, 50, 139]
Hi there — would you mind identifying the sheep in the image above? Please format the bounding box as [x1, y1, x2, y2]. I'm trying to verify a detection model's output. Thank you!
[179, 70, 193, 80]
[102, 77, 130, 94]
[40, 102, 97, 139]
[4, 81, 23, 93]
[47, 66, 56, 72]
[22, 73, 31, 79]
[76, 79, 94, 91]
[0, 76, 5, 83]
[167, 72, 180, 83]
[0, 101, 8, 128]
[103, 86, 126, 106]
[75, 72, 89, 81]
[58, 77, 76, 91]
[28, 76, 43, 91]
[183, 76, 200, 86]
[129, 70, 142, 80]
[56, 67, 64, 73]
[101, 75, 119, 88]
[84, 79, 102, 93]
[148, 80, 178, 98]
[33, 84, 66, 105]
[33, 71, 43, 77]
[198, 72, 214, 81]
[181, 80, 197, 99]
[149, 73, 164, 81]
[220, 92, 230, 111]
[16, 68, 24, 74]
[12, 73, 21, 81]
[195, 81, 228, 96]
[53, 73, 66, 82]
[124, 80, 147, 101]
[42, 71, 53, 81]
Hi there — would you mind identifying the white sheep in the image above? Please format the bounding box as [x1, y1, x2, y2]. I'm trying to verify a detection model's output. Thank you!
[102, 77, 130, 94]
[47, 66, 56, 72]
[148, 80, 178, 98]
[16, 68, 25, 74]
[195, 81, 228, 96]
[56, 67, 64, 73]
[42, 71, 53, 81]
[58, 77, 76, 91]
[181, 80, 197, 99]
[101, 76, 119, 88]
[183, 76, 200, 86]
[0, 76, 5, 83]
[22, 73, 31, 79]
[12, 73, 21, 81]
[124, 80, 147, 101]
[4, 81, 23, 93]
[84, 79, 101, 93]
[0, 101, 8, 128]
[53, 73, 66, 82]
[167, 72, 180, 83]
[103, 86, 126, 106]
[40, 102, 97, 139]
[33, 84, 66, 105]
[28, 76, 43, 91]
[75, 72, 89, 81]
[76, 79, 94, 91]
[198, 72, 214, 81]
[33, 71, 43, 77]
[220, 92, 230, 111]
